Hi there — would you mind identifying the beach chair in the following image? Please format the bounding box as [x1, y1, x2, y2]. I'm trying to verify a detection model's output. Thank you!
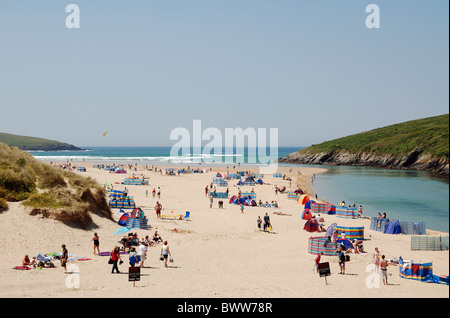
[183, 211, 191, 220]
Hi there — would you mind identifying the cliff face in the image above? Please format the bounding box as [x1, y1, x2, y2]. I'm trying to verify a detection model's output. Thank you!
[278, 148, 449, 176]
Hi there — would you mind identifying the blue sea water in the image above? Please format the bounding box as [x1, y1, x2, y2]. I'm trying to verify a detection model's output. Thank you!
[310, 165, 449, 233]
[29, 147, 449, 233]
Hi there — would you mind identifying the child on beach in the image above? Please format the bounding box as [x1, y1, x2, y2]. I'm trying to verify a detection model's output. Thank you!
[313, 252, 323, 272]
[257, 216, 262, 230]
[337, 245, 346, 274]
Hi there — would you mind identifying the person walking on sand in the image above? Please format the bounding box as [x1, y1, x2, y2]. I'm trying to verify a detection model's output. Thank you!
[152, 188, 156, 198]
[138, 240, 147, 268]
[263, 213, 271, 232]
[92, 233, 100, 255]
[380, 255, 390, 285]
[161, 241, 172, 268]
[61, 244, 69, 273]
[209, 193, 214, 209]
[240, 203, 244, 214]
[257, 216, 262, 231]
[110, 246, 122, 274]
[157, 187, 161, 199]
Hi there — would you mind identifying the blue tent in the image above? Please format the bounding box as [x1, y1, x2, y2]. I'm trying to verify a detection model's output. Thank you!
[384, 220, 401, 234]
[337, 238, 355, 250]
[304, 200, 316, 210]
[118, 213, 129, 226]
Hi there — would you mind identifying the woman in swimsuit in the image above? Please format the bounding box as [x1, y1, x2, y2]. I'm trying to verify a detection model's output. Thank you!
[92, 233, 100, 255]
[373, 247, 380, 273]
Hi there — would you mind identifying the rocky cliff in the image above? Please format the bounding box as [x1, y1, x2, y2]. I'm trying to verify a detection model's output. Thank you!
[278, 148, 449, 176]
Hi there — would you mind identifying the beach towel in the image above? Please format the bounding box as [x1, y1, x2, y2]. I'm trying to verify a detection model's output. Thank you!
[13, 266, 32, 270]
[98, 251, 128, 256]
[114, 226, 132, 235]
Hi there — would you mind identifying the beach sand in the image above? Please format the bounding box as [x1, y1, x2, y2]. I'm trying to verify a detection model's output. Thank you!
[0, 163, 448, 298]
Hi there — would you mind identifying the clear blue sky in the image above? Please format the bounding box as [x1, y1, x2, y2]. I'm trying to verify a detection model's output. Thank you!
[0, 0, 448, 147]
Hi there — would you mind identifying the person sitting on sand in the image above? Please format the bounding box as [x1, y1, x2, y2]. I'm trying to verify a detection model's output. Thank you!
[331, 230, 338, 243]
[153, 231, 163, 243]
[22, 255, 36, 269]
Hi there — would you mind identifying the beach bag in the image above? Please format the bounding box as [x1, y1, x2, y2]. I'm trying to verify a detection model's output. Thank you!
[345, 255, 350, 262]
[169, 256, 174, 263]
[108, 257, 113, 265]
[159, 255, 164, 261]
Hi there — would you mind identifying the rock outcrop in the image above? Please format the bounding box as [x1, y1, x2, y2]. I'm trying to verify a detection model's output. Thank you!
[278, 148, 449, 176]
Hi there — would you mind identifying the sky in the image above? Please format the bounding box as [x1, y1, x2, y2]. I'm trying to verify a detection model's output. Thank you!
[0, 0, 448, 148]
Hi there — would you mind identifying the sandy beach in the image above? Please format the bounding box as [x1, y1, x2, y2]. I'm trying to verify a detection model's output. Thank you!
[0, 163, 448, 298]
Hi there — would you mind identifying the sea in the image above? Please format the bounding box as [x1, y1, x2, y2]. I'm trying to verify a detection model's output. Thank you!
[29, 146, 449, 233]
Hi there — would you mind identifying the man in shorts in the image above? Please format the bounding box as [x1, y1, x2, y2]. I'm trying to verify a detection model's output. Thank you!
[61, 244, 68, 273]
[380, 255, 389, 285]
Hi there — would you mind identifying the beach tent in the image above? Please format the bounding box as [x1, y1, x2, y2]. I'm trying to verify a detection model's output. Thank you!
[336, 238, 355, 250]
[304, 219, 320, 232]
[242, 199, 254, 206]
[216, 173, 222, 177]
[301, 208, 312, 220]
[118, 213, 129, 226]
[304, 200, 315, 210]
[384, 220, 402, 234]
[229, 195, 237, 204]
[298, 194, 310, 205]
[327, 205, 336, 215]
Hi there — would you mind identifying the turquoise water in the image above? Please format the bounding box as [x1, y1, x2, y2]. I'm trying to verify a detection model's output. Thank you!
[29, 147, 449, 233]
[310, 165, 449, 233]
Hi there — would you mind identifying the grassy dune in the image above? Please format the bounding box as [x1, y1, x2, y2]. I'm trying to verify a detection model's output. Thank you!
[0, 142, 112, 228]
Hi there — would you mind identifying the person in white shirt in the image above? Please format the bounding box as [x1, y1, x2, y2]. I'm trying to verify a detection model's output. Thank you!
[138, 241, 147, 268]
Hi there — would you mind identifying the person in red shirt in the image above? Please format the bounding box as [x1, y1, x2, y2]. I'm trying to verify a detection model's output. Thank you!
[110, 246, 122, 274]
